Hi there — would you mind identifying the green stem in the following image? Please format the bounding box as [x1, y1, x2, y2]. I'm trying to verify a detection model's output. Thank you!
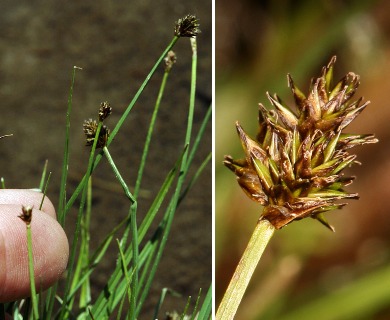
[63, 36, 179, 218]
[45, 67, 81, 319]
[216, 218, 275, 320]
[58, 66, 81, 226]
[134, 62, 172, 198]
[38, 160, 48, 192]
[77, 176, 92, 308]
[135, 36, 197, 318]
[59, 122, 103, 320]
[39, 171, 51, 210]
[107, 37, 178, 146]
[102, 146, 138, 318]
[26, 223, 39, 319]
[102, 147, 136, 204]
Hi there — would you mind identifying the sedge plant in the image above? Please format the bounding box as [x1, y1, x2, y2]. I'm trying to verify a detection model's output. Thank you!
[217, 56, 378, 319]
[1, 14, 211, 320]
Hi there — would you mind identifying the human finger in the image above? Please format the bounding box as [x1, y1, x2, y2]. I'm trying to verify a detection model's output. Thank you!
[0, 204, 68, 302]
[0, 189, 56, 218]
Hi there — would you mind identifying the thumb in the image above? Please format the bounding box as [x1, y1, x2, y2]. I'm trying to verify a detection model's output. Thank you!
[0, 190, 69, 302]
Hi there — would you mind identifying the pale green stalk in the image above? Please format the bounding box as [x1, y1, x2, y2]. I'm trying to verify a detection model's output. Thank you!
[38, 160, 48, 192]
[179, 152, 211, 203]
[59, 122, 103, 320]
[190, 288, 202, 320]
[134, 61, 173, 197]
[117, 61, 173, 299]
[63, 36, 179, 217]
[44, 66, 81, 320]
[102, 147, 136, 204]
[182, 104, 211, 179]
[73, 176, 92, 318]
[39, 172, 51, 210]
[66, 217, 128, 301]
[153, 288, 181, 319]
[137, 239, 157, 296]
[182, 295, 192, 318]
[27, 169, 51, 319]
[90, 149, 184, 317]
[216, 219, 275, 320]
[197, 285, 212, 320]
[135, 36, 198, 318]
[102, 146, 138, 319]
[116, 239, 131, 319]
[58, 66, 82, 226]
[26, 223, 39, 319]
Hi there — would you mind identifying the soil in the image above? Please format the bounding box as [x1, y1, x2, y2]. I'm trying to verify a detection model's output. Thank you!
[0, 1, 211, 318]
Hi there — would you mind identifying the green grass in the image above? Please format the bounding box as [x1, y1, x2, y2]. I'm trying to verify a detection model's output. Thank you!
[2, 16, 211, 320]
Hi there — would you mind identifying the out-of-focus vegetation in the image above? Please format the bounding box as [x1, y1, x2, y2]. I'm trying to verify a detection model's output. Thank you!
[216, 1, 390, 319]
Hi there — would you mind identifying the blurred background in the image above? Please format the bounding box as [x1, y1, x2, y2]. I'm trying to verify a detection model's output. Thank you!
[0, 1, 211, 318]
[216, 0, 390, 319]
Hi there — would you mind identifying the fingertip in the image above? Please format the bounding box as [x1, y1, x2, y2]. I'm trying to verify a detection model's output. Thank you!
[0, 206, 69, 302]
[0, 189, 56, 219]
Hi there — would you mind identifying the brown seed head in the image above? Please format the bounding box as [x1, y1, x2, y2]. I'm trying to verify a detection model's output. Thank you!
[174, 14, 201, 38]
[83, 119, 110, 148]
[224, 56, 378, 230]
[98, 101, 112, 122]
[164, 51, 177, 72]
[18, 205, 33, 225]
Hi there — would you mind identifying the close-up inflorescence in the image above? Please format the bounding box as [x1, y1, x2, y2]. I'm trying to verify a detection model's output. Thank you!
[164, 50, 177, 72]
[224, 56, 378, 231]
[174, 14, 201, 38]
[18, 205, 33, 225]
[83, 101, 112, 149]
[83, 119, 110, 149]
[98, 101, 112, 122]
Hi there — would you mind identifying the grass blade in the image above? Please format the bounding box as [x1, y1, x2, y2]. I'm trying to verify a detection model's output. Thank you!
[90, 147, 185, 317]
[59, 122, 103, 320]
[38, 160, 48, 192]
[134, 54, 175, 198]
[58, 66, 82, 226]
[63, 36, 179, 218]
[197, 284, 212, 320]
[153, 288, 182, 319]
[179, 152, 211, 204]
[101, 147, 138, 318]
[135, 36, 199, 314]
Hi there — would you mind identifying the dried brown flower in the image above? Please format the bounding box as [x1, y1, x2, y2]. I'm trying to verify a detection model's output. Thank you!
[164, 51, 177, 72]
[84, 101, 112, 148]
[83, 119, 110, 148]
[18, 205, 33, 225]
[174, 14, 201, 38]
[98, 101, 112, 122]
[224, 56, 378, 231]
